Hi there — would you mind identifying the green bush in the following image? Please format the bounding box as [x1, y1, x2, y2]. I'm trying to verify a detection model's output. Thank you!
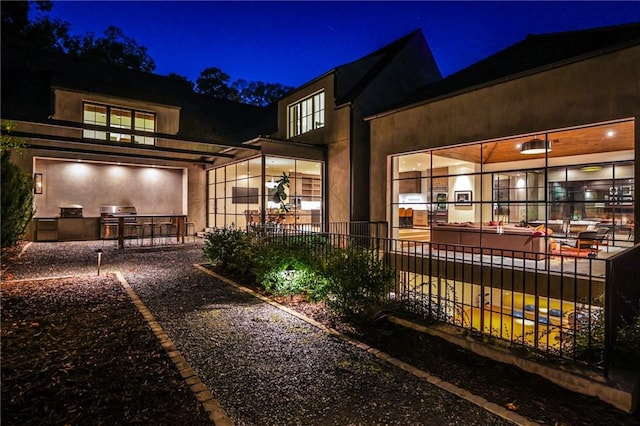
[207, 228, 395, 317]
[203, 227, 255, 278]
[1, 151, 34, 248]
[614, 311, 640, 371]
[323, 243, 395, 315]
[252, 234, 330, 301]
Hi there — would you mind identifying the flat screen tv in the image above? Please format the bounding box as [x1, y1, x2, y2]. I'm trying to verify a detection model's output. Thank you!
[232, 186, 259, 204]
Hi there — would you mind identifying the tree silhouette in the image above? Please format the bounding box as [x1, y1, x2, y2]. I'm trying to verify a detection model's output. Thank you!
[197, 68, 294, 106]
[2, 1, 155, 72]
[195, 67, 238, 100]
[72, 26, 156, 72]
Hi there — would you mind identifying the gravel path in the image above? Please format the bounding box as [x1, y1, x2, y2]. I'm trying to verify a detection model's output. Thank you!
[3, 241, 515, 425]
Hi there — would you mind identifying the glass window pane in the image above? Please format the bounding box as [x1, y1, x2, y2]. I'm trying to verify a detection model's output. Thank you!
[109, 132, 132, 143]
[110, 108, 132, 129]
[83, 104, 107, 126]
[134, 111, 155, 131]
[248, 157, 262, 177]
[134, 136, 154, 145]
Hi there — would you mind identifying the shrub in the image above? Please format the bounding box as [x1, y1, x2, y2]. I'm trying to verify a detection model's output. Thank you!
[203, 227, 255, 278]
[323, 243, 395, 316]
[1, 151, 34, 248]
[613, 311, 640, 371]
[252, 234, 330, 301]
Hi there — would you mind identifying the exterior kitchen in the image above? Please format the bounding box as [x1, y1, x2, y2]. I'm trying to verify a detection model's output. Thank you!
[2, 44, 275, 244]
[32, 158, 185, 241]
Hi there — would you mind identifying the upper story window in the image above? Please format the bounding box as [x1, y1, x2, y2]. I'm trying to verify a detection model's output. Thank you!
[83, 102, 156, 145]
[288, 91, 324, 137]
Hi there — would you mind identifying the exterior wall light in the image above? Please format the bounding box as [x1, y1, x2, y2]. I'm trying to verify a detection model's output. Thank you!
[34, 173, 43, 194]
[520, 138, 551, 155]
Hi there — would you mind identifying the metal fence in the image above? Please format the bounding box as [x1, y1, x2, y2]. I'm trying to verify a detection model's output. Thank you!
[247, 223, 639, 372]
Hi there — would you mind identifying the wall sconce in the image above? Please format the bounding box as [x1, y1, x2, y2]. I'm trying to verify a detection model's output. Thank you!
[520, 138, 551, 155]
[34, 173, 43, 194]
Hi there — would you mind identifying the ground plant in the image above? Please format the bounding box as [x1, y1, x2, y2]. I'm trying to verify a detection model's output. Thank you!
[1, 151, 34, 248]
[204, 229, 395, 316]
[202, 227, 254, 277]
[322, 244, 395, 315]
[252, 234, 329, 301]
[613, 310, 640, 370]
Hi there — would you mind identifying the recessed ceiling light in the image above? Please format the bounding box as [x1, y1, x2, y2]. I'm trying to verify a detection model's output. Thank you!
[606, 130, 616, 138]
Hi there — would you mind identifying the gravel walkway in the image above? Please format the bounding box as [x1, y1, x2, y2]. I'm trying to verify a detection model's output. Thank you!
[3, 241, 516, 425]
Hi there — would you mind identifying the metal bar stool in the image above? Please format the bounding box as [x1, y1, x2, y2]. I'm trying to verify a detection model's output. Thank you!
[143, 221, 161, 246]
[124, 222, 143, 246]
[185, 222, 196, 242]
[160, 220, 176, 244]
[102, 223, 119, 247]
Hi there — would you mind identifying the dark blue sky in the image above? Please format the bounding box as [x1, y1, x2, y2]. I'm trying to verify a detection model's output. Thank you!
[47, 1, 640, 88]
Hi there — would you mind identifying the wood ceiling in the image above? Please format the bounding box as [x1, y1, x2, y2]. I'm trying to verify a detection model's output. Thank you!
[433, 120, 635, 165]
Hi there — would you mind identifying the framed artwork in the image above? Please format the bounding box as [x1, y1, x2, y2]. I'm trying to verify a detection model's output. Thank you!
[454, 190, 472, 206]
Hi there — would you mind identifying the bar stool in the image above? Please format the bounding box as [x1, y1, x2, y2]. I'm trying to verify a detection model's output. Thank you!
[160, 221, 176, 244]
[143, 222, 161, 246]
[124, 222, 143, 246]
[102, 223, 119, 247]
[185, 222, 196, 242]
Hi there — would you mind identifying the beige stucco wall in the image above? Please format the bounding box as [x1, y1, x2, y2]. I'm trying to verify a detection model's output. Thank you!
[327, 105, 351, 223]
[369, 45, 640, 223]
[273, 74, 352, 223]
[33, 158, 184, 217]
[10, 92, 210, 237]
[53, 88, 180, 135]
[274, 75, 334, 144]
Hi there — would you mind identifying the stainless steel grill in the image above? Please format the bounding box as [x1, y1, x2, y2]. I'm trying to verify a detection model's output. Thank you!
[100, 205, 137, 239]
[60, 204, 83, 218]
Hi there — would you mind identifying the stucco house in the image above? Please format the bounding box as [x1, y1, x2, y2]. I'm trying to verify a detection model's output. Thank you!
[2, 30, 441, 240]
[3, 22, 640, 411]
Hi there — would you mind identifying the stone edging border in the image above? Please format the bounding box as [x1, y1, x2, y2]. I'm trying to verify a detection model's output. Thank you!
[194, 264, 539, 426]
[114, 271, 233, 426]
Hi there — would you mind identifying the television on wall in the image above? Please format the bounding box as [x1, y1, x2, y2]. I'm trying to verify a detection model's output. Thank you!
[232, 186, 259, 204]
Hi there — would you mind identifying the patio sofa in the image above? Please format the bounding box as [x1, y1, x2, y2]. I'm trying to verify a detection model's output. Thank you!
[430, 222, 547, 260]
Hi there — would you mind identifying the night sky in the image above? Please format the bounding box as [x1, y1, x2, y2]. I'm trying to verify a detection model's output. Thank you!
[46, 1, 640, 88]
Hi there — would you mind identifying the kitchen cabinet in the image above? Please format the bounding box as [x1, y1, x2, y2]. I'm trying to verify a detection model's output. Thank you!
[399, 171, 421, 193]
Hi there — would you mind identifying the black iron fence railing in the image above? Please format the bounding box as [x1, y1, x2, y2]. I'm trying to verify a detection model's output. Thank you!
[243, 222, 637, 371]
[604, 243, 640, 376]
[329, 221, 388, 239]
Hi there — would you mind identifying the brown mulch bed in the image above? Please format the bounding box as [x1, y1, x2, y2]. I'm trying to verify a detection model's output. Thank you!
[0, 273, 211, 426]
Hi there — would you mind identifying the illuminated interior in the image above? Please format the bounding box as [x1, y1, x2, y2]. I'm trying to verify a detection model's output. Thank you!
[207, 156, 324, 229]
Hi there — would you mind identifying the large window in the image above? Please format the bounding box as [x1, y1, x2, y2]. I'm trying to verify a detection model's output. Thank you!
[83, 103, 156, 145]
[288, 91, 324, 137]
[207, 156, 324, 230]
[391, 120, 635, 247]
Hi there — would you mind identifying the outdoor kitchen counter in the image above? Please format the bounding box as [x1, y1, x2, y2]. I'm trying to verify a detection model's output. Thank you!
[33, 217, 100, 242]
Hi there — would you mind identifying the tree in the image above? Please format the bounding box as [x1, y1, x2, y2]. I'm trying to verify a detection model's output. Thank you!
[196, 67, 294, 106]
[167, 72, 195, 90]
[1, 0, 73, 52]
[1, 123, 34, 248]
[72, 26, 156, 72]
[2, 2, 156, 72]
[0, 122, 24, 151]
[195, 67, 238, 100]
[232, 80, 293, 106]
